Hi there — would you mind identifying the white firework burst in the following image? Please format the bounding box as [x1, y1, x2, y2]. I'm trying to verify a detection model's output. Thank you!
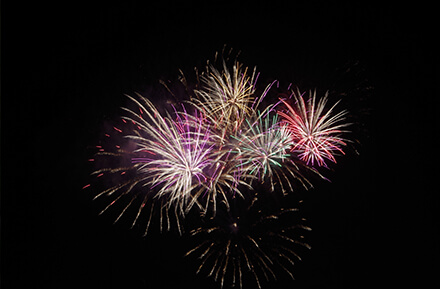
[122, 93, 216, 214]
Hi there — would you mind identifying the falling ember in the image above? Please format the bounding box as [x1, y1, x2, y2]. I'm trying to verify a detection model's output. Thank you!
[186, 195, 311, 289]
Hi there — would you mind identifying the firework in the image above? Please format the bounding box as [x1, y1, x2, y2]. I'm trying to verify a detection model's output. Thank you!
[190, 60, 270, 141]
[88, 129, 185, 235]
[87, 93, 219, 234]
[278, 90, 349, 167]
[122, 94, 219, 214]
[185, 194, 311, 289]
[85, 53, 354, 288]
[231, 110, 312, 193]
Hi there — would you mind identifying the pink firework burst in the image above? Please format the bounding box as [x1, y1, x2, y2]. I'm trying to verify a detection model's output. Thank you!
[278, 90, 350, 167]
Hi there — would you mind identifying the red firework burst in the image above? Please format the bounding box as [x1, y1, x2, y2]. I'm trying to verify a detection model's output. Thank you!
[278, 90, 349, 167]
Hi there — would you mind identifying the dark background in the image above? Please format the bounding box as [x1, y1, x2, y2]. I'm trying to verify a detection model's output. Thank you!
[2, 1, 438, 288]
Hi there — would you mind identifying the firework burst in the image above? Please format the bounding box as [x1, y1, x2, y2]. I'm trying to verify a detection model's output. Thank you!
[190, 60, 269, 140]
[87, 93, 219, 234]
[185, 194, 311, 289]
[231, 110, 312, 193]
[121, 94, 217, 214]
[278, 90, 349, 167]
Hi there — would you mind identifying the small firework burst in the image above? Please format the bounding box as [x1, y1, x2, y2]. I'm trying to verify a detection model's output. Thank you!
[231, 111, 298, 193]
[278, 90, 349, 167]
[185, 194, 311, 289]
[190, 60, 263, 139]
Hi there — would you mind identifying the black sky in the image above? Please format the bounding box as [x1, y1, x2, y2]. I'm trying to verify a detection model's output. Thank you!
[2, 1, 438, 288]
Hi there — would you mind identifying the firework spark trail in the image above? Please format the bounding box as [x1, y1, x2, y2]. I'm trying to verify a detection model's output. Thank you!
[89, 146, 185, 236]
[278, 90, 349, 167]
[185, 196, 311, 289]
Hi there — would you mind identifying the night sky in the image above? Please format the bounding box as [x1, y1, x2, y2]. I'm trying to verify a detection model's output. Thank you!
[2, 1, 438, 288]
